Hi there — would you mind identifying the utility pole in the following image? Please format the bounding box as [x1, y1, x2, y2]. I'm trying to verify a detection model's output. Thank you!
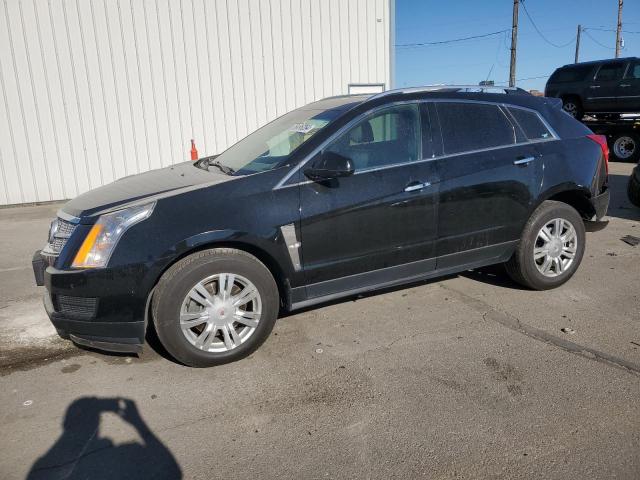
[615, 0, 623, 58]
[509, 0, 519, 87]
[575, 24, 582, 63]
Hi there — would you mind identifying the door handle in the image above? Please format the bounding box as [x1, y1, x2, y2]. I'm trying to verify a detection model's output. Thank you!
[513, 156, 535, 166]
[404, 181, 431, 192]
[620, 84, 631, 87]
[589, 85, 601, 89]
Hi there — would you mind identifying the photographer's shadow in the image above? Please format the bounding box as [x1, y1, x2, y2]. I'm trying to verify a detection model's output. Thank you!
[27, 397, 181, 480]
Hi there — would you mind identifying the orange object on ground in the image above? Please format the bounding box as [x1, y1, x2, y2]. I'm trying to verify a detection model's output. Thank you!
[190, 139, 198, 161]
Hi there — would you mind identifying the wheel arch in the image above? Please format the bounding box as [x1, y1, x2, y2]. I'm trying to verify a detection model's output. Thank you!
[143, 233, 294, 335]
[536, 185, 596, 220]
[559, 93, 582, 105]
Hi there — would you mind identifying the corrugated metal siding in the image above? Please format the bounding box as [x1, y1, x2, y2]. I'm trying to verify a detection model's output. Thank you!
[0, 0, 392, 205]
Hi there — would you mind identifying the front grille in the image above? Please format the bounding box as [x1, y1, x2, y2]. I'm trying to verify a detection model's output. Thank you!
[53, 295, 98, 319]
[44, 217, 78, 257]
[52, 219, 77, 254]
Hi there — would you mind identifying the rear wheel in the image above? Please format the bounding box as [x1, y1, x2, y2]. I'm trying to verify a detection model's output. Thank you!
[152, 248, 279, 367]
[505, 201, 585, 290]
[611, 133, 640, 162]
[561, 96, 583, 120]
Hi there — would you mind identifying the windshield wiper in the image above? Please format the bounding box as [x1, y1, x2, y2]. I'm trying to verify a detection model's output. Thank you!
[205, 158, 235, 175]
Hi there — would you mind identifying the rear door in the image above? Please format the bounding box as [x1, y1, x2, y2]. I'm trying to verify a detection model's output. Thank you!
[585, 61, 627, 112]
[617, 59, 640, 111]
[433, 101, 541, 269]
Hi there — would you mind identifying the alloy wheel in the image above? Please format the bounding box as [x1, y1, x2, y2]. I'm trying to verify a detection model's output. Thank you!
[533, 218, 578, 278]
[562, 102, 578, 118]
[180, 273, 262, 353]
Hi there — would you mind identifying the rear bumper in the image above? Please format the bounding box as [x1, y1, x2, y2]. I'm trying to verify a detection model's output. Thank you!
[34, 250, 149, 354]
[583, 188, 610, 232]
[591, 188, 610, 220]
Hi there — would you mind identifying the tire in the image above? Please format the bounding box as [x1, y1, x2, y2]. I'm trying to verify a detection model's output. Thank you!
[152, 248, 279, 367]
[561, 96, 583, 120]
[505, 201, 586, 290]
[611, 133, 640, 163]
[628, 172, 640, 208]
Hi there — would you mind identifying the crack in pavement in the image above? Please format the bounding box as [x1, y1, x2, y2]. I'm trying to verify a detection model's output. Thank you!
[439, 283, 640, 378]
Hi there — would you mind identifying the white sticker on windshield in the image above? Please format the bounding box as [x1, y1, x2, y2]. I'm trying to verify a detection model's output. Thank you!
[290, 122, 316, 134]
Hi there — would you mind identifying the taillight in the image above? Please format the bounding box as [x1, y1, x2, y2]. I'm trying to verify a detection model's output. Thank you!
[587, 134, 609, 174]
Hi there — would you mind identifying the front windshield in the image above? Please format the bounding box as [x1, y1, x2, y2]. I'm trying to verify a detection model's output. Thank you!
[204, 98, 364, 175]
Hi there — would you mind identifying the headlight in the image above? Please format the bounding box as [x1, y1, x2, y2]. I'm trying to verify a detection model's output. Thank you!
[72, 203, 155, 268]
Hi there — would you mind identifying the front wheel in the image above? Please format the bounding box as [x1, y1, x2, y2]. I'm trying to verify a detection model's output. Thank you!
[505, 201, 586, 290]
[561, 97, 583, 120]
[152, 248, 279, 367]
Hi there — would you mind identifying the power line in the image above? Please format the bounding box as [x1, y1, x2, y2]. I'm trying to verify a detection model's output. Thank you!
[395, 29, 510, 49]
[583, 29, 616, 50]
[586, 27, 640, 34]
[495, 74, 550, 85]
[520, 0, 574, 48]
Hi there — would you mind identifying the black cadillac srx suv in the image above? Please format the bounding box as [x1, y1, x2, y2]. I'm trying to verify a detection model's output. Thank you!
[545, 57, 640, 119]
[32, 87, 610, 367]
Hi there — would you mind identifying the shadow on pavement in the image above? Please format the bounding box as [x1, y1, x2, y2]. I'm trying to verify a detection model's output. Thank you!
[460, 264, 527, 290]
[26, 397, 181, 480]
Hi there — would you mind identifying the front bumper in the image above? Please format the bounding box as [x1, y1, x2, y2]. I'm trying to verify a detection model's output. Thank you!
[33, 250, 148, 354]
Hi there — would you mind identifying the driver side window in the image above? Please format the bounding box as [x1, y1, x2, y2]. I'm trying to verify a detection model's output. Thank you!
[325, 104, 420, 171]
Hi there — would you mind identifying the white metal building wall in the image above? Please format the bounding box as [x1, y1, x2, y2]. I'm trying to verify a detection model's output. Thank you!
[0, 0, 393, 206]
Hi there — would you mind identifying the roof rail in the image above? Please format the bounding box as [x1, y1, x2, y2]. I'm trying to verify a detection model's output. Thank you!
[369, 85, 529, 101]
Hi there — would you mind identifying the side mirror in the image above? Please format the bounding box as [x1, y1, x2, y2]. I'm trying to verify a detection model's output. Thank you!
[304, 151, 355, 181]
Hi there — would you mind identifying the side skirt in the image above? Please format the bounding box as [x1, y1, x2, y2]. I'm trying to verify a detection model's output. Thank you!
[290, 241, 517, 311]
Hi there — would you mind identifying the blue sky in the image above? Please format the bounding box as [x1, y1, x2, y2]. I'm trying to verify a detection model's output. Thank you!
[395, 0, 640, 91]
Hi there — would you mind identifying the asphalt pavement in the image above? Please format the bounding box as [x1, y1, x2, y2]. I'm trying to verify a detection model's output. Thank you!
[1, 162, 638, 479]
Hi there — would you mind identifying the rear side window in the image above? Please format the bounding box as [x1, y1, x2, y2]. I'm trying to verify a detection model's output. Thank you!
[436, 102, 516, 155]
[548, 65, 592, 83]
[595, 62, 626, 81]
[507, 107, 553, 141]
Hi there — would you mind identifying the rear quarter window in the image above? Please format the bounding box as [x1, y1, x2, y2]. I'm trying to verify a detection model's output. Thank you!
[548, 65, 593, 83]
[507, 107, 554, 141]
[436, 102, 517, 155]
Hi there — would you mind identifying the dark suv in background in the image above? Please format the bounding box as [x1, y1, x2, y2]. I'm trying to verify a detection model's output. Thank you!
[33, 87, 610, 367]
[545, 57, 640, 119]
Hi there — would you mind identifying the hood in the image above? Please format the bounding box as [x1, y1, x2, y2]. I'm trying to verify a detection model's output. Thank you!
[62, 161, 232, 219]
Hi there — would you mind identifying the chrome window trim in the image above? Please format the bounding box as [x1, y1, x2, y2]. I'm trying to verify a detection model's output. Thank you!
[274, 100, 422, 189]
[274, 98, 560, 190]
[504, 104, 559, 141]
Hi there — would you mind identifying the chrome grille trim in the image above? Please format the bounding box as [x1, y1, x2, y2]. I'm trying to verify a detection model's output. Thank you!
[43, 217, 78, 256]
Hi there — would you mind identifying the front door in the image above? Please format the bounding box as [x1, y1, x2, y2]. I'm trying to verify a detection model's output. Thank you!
[433, 101, 539, 269]
[298, 103, 439, 297]
[585, 61, 627, 112]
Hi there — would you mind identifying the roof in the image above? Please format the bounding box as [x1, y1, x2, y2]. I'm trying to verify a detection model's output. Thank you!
[370, 85, 530, 100]
[313, 85, 559, 119]
[560, 57, 639, 68]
